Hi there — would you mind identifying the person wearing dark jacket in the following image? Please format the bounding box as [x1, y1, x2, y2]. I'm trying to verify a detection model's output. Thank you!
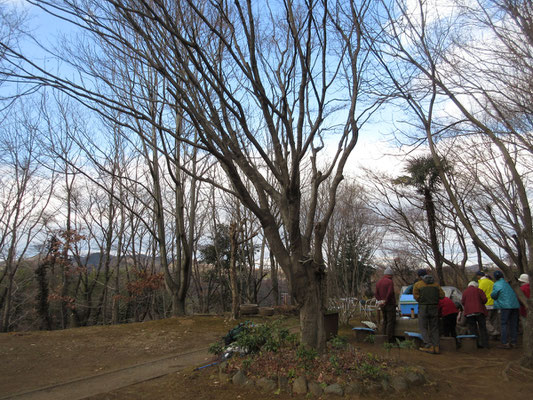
[462, 281, 489, 349]
[413, 273, 445, 354]
[375, 267, 397, 343]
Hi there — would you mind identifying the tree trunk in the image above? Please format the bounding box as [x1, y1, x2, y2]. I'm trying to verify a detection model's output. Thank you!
[1, 272, 15, 332]
[297, 277, 327, 352]
[424, 189, 446, 285]
[229, 223, 240, 320]
[35, 261, 52, 331]
[270, 253, 279, 306]
[521, 302, 533, 368]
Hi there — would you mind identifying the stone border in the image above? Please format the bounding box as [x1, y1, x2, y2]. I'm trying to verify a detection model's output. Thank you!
[217, 362, 427, 397]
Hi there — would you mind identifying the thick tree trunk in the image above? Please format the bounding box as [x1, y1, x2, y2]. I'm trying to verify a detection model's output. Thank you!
[172, 294, 186, 316]
[292, 260, 328, 352]
[297, 280, 327, 352]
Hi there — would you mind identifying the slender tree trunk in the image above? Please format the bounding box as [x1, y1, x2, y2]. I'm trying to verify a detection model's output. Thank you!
[229, 223, 240, 320]
[424, 189, 445, 285]
[1, 272, 15, 332]
[270, 253, 279, 306]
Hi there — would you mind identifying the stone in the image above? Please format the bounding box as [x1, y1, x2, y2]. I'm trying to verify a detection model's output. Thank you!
[405, 371, 426, 386]
[390, 375, 409, 391]
[292, 376, 308, 394]
[368, 382, 383, 393]
[324, 383, 344, 396]
[232, 370, 248, 385]
[257, 377, 277, 392]
[345, 382, 364, 395]
[308, 381, 323, 397]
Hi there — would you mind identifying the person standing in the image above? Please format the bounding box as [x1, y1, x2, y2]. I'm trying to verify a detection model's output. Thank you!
[491, 270, 520, 349]
[518, 274, 530, 328]
[462, 281, 489, 349]
[438, 296, 459, 338]
[477, 271, 499, 340]
[414, 272, 445, 354]
[375, 267, 397, 343]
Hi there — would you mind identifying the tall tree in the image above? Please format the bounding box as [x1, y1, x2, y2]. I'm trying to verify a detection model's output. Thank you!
[394, 155, 449, 285]
[9, 0, 380, 350]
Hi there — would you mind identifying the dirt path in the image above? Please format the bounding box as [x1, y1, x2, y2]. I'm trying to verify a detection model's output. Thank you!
[2, 347, 212, 400]
[0, 316, 230, 399]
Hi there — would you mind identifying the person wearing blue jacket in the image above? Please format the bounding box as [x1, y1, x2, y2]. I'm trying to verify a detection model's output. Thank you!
[491, 270, 520, 349]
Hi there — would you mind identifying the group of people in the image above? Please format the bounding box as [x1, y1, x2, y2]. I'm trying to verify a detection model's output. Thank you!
[374, 268, 530, 354]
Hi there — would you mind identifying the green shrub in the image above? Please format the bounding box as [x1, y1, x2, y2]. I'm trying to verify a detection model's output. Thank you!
[329, 335, 348, 349]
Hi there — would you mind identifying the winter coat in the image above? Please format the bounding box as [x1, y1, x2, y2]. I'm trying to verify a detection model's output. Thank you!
[520, 283, 530, 317]
[491, 279, 520, 309]
[413, 275, 445, 305]
[438, 296, 459, 317]
[375, 275, 396, 306]
[478, 277, 494, 306]
[461, 286, 488, 316]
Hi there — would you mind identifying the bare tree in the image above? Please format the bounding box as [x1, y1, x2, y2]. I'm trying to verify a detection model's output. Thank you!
[0, 102, 56, 331]
[7, 0, 380, 350]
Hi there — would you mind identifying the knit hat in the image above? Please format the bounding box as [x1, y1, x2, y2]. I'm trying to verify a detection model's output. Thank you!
[518, 273, 529, 283]
[417, 269, 427, 277]
[384, 267, 393, 275]
[476, 271, 485, 277]
[493, 270, 504, 280]
[468, 281, 479, 287]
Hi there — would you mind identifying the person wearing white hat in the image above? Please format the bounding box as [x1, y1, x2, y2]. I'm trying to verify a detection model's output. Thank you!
[518, 274, 530, 328]
[375, 267, 396, 343]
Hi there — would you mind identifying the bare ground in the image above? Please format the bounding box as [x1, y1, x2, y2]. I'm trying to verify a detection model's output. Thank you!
[1, 315, 532, 400]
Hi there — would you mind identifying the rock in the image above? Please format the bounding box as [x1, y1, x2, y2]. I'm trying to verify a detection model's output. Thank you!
[257, 377, 277, 392]
[278, 375, 290, 393]
[345, 382, 364, 395]
[324, 383, 344, 396]
[390, 375, 409, 391]
[405, 371, 426, 386]
[244, 379, 255, 388]
[292, 376, 308, 394]
[368, 382, 382, 393]
[308, 381, 323, 396]
[232, 370, 248, 385]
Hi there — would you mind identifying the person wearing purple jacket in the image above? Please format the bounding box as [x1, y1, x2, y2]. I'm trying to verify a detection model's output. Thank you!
[462, 281, 489, 349]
